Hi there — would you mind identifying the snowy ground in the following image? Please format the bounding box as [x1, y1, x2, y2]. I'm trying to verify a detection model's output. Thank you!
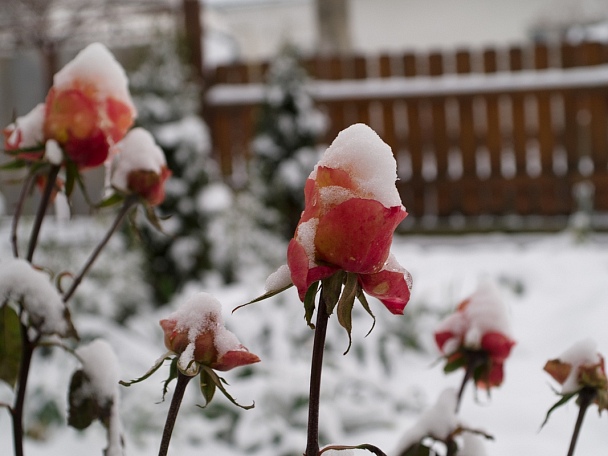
[1, 217, 608, 456]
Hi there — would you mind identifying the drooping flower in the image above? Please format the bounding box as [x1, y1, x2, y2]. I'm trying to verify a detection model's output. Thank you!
[110, 128, 171, 206]
[286, 123, 411, 315]
[434, 282, 515, 389]
[544, 339, 608, 412]
[43, 43, 136, 169]
[160, 292, 260, 375]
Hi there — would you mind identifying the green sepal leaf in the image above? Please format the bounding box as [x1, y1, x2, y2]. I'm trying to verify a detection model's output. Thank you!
[303, 281, 319, 329]
[0, 160, 28, 171]
[233, 283, 294, 313]
[198, 368, 217, 407]
[162, 357, 180, 401]
[541, 391, 578, 429]
[96, 192, 124, 209]
[336, 273, 359, 355]
[0, 304, 22, 388]
[321, 443, 388, 456]
[321, 271, 345, 315]
[200, 365, 254, 410]
[144, 204, 168, 234]
[64, 160, 78, 198]
[356, 290, 376, 337]
[68, 369, 112, 430]
[443, 355, 466, 373]
[119, 352, 173, 388]
[398, 442, 432, 456]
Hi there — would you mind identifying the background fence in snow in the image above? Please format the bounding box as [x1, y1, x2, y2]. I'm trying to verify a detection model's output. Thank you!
[204, 41, 608, 228]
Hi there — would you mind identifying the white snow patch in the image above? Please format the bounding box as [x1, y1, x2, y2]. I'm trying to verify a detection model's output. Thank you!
[294, 217, 319, 266]
[435, 281, 512, 351]
[44, 139, 63, 165]
[53, 43, 135, 115]
[75, 339, 124, 456]
[313, 123, 402, 209]
[0, 258, 68, 336]
[264, 264, 292, 292]
[4, 103, 45, 149]
[553, 338, 602, 394]
[110, 128, 166, 192]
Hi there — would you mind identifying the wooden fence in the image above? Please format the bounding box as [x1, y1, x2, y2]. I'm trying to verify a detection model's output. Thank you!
[203, 41, 608, 228]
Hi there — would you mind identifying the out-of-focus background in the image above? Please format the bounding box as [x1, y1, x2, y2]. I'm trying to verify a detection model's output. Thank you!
[2, 1, 608, 456]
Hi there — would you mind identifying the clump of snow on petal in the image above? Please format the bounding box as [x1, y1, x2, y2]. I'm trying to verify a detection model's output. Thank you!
[5, 103, 45, 148]
[53, 42, 135, 113]
[0, 258, 69, 336]
[295, 218, 319, 265]
[75, 339, 124, 456]
[393, 388, 460, 452]
[555, 338, 602, 393]
[317, 123, 402, 209]
[45, 139, 63, 165]
[110, 128, 166, 191]
[264, 264, 292, 292]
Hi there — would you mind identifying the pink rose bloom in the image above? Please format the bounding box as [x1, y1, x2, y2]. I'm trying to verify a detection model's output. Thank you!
[110, 128, 171, 206]
[434, 282, 515, 388]
[160, 293, 260, 374]
[287, 123, 411, 314]
[43, 43, 136, 169]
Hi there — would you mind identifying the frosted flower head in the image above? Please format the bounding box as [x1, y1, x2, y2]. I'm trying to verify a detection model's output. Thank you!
[287, 123, 411, 315]
[160, 292, 260, 375]
[110, 128, 171, 206]
[43, 43, 136, 169]
[544, 339, 608, 409]
[434, 282, 515, 389]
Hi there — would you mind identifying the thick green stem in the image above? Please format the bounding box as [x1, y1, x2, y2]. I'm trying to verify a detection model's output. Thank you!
[567, 388, 596, 456]
[63, 196, 137, 302]
[305, 290, 331, 456]
[26, 165, 60, 262]
[158, 372, 192, 456]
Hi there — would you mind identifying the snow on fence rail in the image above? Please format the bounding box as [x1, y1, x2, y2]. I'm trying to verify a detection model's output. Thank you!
[203, 41, 608, 228]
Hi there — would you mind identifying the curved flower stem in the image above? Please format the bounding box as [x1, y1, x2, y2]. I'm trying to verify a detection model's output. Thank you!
[26, 165, 60, 262]
[158, 372, 192, 456]
[63, 196, 137, 303]
[11, 171, 36, 258]
[567, 388, 596, 456]
[305, 289, 331, 456]
[455, 361, 473, 414]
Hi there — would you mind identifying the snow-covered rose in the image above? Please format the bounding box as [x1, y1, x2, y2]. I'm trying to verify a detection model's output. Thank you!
[160, 293, 260, 374]
[544, 339, 608, 410]
[435, 282, 515, 388]
[287, 123, 411, 314]
[43, 43, 136, 169]
[110, 128, 171, 206]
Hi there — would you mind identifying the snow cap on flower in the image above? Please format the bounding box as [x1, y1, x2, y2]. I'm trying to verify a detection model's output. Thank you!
[3, 103, 46, 160]
[287, 123, 411, 314]
[110, 128, 170, 206]
[0, 259, 73, 337]
[43, 42, 136, 169]
[160, 292, 260, 375]
[435, 281, 515, 388]
[544, 338, 607, 394]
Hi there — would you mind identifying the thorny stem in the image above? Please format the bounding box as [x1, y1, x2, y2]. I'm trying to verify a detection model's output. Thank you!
[305, 288, 331, 456]
[158, 372, 192, 456]
[62, 196, 137, 302]
[12, 320, 40, 456]
[567, 388, 596, 456]
[26, 165, 60, 262]
[11, 171, 36, 258]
